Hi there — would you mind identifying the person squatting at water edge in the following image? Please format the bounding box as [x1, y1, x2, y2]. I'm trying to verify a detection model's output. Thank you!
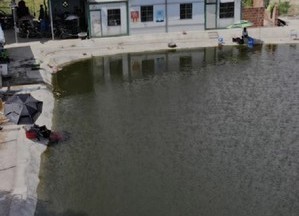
[242, 27, 249, 39]
[232, 27, 250, 45]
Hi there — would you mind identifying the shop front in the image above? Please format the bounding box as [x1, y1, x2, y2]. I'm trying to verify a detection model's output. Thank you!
[47, 0, 88, 39]
[87, 0, 128, 38]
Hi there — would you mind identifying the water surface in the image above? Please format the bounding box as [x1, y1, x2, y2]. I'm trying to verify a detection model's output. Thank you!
[36, 45, 299, 216]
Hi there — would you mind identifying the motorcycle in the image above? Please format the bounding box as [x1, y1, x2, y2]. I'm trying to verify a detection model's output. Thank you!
[55, 15, 80, 39]
[17, 16, 42, 38]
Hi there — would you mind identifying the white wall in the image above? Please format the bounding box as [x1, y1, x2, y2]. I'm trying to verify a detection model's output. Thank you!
[129, 0, 205, 35]
[87, 0, 242, 37]
[129, 0, 167, 34]
[167, 0, 205, 32]
[129, 8, 167, 33]
[89, 2, 128, 37]
[217, 0, 242, 28]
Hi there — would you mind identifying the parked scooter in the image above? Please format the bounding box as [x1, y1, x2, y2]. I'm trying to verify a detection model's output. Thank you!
[55, 15, 80, 39]
[18, 19, 42, 38]
[17, 15, 42, 38]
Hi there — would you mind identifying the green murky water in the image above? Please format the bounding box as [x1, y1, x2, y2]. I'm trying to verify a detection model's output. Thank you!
[35, 45, 299, 216]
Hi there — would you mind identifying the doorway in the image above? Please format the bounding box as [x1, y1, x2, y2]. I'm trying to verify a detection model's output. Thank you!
[205, 0, 217, 29]
[89, 10, 102, 37]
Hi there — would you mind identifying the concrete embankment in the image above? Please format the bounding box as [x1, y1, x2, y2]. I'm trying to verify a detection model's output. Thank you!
[1, 21, 299, 216]
[0, 85, 53, 216]
[35, 25, 299, 71]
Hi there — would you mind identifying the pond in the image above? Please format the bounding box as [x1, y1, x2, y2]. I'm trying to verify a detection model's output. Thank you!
[35, 44, 299, 216]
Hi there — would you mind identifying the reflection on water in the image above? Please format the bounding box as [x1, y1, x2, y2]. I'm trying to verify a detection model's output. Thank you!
[36, 45, 299, 216]
[52, 60, 94, 97]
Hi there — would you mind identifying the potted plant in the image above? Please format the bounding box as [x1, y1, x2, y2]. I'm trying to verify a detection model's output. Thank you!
[0, 49, 9, 63]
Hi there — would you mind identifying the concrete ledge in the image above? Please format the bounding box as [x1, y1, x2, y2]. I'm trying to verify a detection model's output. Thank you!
[2, 21, 299, 216]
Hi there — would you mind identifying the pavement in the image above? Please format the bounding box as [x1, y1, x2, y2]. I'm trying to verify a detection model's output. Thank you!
[0, 16, 299, 216]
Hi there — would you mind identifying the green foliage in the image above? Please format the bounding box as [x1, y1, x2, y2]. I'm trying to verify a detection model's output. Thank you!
[24, 0, 46, 18]
[267, 1, 291, 17]
[0, 0, 13, 14]
[242, 0, 253, 8]
[278, 1, 290, 15]
[267, 3, 275, 18]
[0, 49, 10, 63]
[264, 0, 271, 8]
[0, 0, 46, 18]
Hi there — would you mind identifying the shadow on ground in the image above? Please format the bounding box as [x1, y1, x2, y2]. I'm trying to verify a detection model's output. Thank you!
[0, 191, 12, 216]
[1, 190, 87, 216]
[3, 45, 44, 88]
[35, 197, 88, 216]
[3, 29, 51, 45]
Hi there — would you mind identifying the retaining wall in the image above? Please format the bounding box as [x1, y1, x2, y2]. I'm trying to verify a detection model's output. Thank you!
[242, 7, 265, 27]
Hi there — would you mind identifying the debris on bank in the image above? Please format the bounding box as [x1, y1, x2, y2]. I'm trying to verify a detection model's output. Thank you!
[168, 42, 177, 48]
[24, 124, 70, 145]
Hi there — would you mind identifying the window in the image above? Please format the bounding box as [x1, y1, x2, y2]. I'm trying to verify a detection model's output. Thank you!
[180, 3, 192, 19]
[141, 6, 153, 22]
[108, 9, 121, 26]
[219, 2, 234, 18]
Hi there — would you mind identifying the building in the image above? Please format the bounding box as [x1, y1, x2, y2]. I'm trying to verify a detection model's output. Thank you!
[50, 0, 242, 38]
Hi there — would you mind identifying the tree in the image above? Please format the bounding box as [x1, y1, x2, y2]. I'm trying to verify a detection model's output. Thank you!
[242, 0, 253, 8]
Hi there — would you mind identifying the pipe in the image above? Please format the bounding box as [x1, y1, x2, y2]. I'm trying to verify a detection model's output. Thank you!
[165, 0, 168, 33]
[11, 0, 18, 43]
[48, 0, 54, 40]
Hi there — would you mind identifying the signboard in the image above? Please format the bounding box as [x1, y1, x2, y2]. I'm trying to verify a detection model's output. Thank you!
[131, 11, 139, 22]
[156, 10, 164, 22]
